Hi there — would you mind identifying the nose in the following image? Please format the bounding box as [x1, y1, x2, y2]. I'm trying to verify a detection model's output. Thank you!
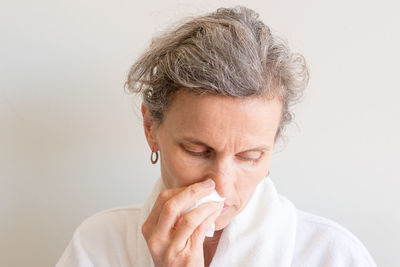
[207, 157, 234, 199]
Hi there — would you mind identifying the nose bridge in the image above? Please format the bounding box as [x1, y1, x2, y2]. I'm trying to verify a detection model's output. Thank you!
[210, 156, 233, 196]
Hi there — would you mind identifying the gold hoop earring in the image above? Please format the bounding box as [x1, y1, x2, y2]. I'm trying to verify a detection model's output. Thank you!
[151, 150, 159, 164]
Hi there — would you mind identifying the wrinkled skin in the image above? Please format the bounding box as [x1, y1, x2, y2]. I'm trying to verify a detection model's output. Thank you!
[141, 90, 282, 266]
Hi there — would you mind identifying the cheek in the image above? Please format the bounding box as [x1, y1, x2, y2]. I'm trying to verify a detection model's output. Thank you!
[236, 157, 271, 182]
[236, 174, 264, 199]
[161, 147, 208, 187]
[233, 161, 270, 207]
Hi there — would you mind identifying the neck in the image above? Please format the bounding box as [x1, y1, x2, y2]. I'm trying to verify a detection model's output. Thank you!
[203, 229, 223, 267]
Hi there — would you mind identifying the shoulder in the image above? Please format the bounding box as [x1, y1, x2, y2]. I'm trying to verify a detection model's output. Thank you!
[75, 205, 143, 249]
[292, 207, 377, 267]
[56, 205, 143, 267]
[78, 205, 143, 234]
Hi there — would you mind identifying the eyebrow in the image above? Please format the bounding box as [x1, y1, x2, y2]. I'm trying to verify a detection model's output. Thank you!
[181, 137, 272, 152]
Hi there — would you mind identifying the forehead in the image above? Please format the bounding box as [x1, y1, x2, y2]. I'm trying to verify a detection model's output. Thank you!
[161, 90, 282, 147]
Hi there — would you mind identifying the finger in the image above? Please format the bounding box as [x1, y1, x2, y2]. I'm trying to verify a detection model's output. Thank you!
[190, 206, 224, 251]
[144, 187, 184, 231]
[168, 201, 224, 253]
[157, 179, 216, 236]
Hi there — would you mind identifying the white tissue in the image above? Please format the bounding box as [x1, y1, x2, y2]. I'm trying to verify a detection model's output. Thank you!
[183, 189, 225, 237]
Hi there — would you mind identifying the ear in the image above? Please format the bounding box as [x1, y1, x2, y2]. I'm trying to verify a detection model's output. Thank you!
[141, 103, 159, 151]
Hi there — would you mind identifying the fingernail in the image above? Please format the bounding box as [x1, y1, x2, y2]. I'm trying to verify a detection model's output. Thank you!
[202, 178, 214, 187]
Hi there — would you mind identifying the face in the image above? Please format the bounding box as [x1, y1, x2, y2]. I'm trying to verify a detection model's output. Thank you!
[142, 90, 282, 230]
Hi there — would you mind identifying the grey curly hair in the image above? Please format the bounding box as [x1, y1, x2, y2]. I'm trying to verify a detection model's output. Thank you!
[125, 6, 309, 140]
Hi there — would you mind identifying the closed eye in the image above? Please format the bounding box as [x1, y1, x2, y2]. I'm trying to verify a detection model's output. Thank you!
[186, 150, 210, 157]
[181, 145, 211, 157]
[236, 152, 263, 163]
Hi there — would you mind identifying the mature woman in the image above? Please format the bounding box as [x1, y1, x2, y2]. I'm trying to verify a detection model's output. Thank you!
[56, 6, 377, 267]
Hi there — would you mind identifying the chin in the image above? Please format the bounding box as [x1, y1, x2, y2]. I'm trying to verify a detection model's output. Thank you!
[214, 212, 232, 230]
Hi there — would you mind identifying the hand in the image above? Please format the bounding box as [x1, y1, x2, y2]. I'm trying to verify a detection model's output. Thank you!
[142, 179, 224, 267]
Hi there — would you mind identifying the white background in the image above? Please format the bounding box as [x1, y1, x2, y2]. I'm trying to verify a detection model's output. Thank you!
[1, 0, 399, 266]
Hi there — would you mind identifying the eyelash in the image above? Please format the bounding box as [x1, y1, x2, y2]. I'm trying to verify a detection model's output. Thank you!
[185, 149, 211, 157]
[239, 156, 260, 164]
[184, 148, 261, 163]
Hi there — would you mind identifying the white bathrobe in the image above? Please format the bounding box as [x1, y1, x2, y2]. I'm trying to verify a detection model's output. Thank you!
[56, 176, 377, 267]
